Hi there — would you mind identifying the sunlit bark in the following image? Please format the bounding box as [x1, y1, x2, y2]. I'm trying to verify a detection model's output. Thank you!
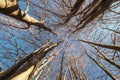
[0, 0, 57, 35]
[0, 42, 59, 80]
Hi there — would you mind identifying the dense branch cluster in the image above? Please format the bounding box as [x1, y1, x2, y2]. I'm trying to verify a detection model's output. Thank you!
[0, 0, 120, 80]
[64, 0, 117, 32]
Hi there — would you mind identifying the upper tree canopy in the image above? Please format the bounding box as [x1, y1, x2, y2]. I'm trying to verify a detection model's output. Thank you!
[0, 0, 120, 80]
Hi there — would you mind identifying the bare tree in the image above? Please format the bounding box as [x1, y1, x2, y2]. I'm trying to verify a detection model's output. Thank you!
[0, 0, 120, 80]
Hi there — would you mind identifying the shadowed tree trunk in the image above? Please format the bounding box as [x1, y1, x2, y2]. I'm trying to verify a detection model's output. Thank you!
[0, 42, 60, 80]
[64, 0, 85, 23]
[73, 0, 116, 32]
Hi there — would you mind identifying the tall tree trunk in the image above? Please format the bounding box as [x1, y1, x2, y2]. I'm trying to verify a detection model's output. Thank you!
[0, 42, 60, 80]
[0, 0, 57, 35]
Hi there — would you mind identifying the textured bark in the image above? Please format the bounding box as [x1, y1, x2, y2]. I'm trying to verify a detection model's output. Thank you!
[0, 42, 60, 80]
[0, 0, 57, 35]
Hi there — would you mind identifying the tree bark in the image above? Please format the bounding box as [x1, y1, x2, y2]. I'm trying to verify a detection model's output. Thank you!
[0, 0, 57, 35]
[79, 39, 120, 51]
[0, 42, 60, 80]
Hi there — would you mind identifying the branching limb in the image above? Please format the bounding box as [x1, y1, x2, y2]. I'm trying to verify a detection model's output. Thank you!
[78, 39, 120, 51]
[25, 0, 30, 13]
[0, 0, 57, 35]
[93, 46, 120, 69]
[64, 0, 85, 24]
[84, 50, 118, 80]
